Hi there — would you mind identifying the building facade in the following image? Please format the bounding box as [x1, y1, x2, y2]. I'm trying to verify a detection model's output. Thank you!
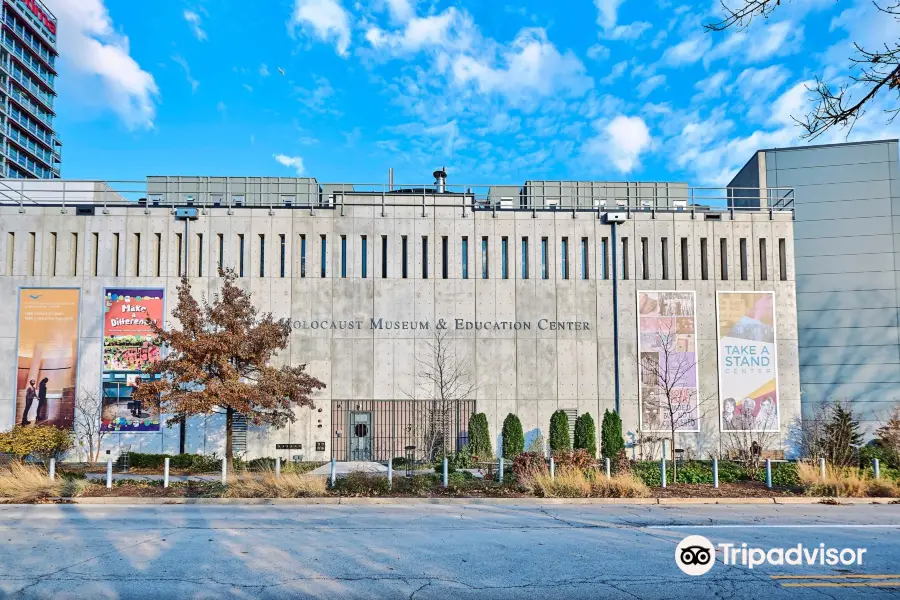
[0, 175, 800, 461]
[0, 0, 60, 179]
[729, 139, 900, 431]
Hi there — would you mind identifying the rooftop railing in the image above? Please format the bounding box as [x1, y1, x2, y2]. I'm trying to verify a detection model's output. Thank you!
[0, 179, 795, 218]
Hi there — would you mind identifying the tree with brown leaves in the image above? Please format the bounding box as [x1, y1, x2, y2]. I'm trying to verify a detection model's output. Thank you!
[133, 269, 326, 475]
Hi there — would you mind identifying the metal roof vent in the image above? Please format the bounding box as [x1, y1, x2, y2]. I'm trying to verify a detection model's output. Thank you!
[433, 167, 447, 193]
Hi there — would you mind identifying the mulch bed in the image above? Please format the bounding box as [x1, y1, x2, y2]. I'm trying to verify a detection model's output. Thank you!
[653, 481, 801, 498]
[79, 483, 224, 498]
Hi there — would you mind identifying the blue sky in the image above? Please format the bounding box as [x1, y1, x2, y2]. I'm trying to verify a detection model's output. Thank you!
[45, 0, 900, 186]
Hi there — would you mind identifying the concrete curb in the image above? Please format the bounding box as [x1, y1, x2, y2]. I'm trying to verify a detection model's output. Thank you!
[38, 496, 900, 506]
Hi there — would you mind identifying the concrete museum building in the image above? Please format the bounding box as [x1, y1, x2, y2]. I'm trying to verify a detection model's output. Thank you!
[0, 148, 816, 462]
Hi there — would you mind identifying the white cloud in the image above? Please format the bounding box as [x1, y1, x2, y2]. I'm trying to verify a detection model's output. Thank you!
[602, 21, 652, 40]
[584, 115, 652, 173]
[693, 70, 729, 101]
[296, 75, 337, 113]
[366, 8, 472, 54]
[594, 0, 651, 40]
[172, 55, 199, 93]
[734, 65, 790, 101]
[600, 60, 628, 85]
[662, 34, 712, 66]
[594, 0, 623, 29]
[291, 0, 351, 56]
[183, 9, 207, 42]
[43, 0, 159, 128]
[450, 28, 592, 104]
[586, 43, 610, 62]
[383, 0, 416, 24]
[274, 154, 306, 175]
[705, 21, 802, 66]
[637, 74, 666, 97]
[259, 63, 270, 77]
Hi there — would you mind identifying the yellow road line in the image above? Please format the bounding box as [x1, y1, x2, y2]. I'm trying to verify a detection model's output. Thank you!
[771, 574, 900, 580]
[781, 582, 900, 588]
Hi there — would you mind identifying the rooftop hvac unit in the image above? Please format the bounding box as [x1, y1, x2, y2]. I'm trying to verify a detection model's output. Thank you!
[604, 212, 627, 224]
[500, 197, 513, 208]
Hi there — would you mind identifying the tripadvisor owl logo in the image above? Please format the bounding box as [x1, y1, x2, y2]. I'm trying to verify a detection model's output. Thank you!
[675, 535, 715, 576]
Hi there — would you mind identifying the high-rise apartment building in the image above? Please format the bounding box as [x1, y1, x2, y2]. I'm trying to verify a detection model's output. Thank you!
[0, 0, 60, 179]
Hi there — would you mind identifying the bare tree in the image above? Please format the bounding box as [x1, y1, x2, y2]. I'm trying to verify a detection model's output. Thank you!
[638, 319, 715, 481]
[720, 409, 782, 476]
[405, 328, 478, 461]
[705, 1, 900, 138]
[73, 388, 109, 465]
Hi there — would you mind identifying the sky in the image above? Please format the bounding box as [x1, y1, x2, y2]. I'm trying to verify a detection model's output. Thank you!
[43, 0, 900, 187]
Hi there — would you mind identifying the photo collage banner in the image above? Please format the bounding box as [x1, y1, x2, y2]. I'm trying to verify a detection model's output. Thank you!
[100, 288, 165, 432]
[637, 290, 699, 432]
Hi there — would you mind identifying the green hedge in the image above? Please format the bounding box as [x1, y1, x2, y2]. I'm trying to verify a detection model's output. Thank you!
[549, 410, 571, 453]
[127, 452, 234, 472]
[502, 414, 525, 459]
[468, 413, 492, 459]
[631, 460, 753, 486]
[574, 414, 597, 456]
[600, 410, 625, 459]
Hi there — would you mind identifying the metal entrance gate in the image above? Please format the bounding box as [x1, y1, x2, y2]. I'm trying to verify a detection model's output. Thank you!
[332, 399, 476, 462]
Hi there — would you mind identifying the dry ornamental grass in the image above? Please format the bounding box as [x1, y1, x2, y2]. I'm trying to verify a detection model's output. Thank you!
[0, 462, 63, 503]
[223, 470, 328, 498]
[519, 465, 650, 499]
[797, 462, 900, 498]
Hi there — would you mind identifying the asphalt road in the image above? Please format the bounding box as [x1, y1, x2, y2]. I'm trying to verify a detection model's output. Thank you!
[1, 502, 900, 599]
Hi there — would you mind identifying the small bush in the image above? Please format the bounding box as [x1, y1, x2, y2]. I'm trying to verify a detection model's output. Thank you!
[501, 414, 524, 459]
[574, 414, 597, 457]
[334, 472, 392, 496]
[391, 457, 407, 468]
[631, 460, 672, 487]
[512, 452, 547, 480]
[754, 462, 800, 487]
[447, 445, 477, 471]
[600, 410, 625, 460]
[394, 474, 438, 495]
[549, 410, 571, 453]
[468, 413, 492, 459]
[0, 426, 73, 462]
[553, 449, 597, 471]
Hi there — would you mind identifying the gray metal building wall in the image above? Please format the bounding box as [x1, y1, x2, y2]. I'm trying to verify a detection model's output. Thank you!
[729, 139, 900, 429]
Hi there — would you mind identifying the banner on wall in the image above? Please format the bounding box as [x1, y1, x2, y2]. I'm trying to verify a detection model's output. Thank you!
[101, 288, 164, 432]
[716, 291, 780, 432]
[14, 288, 80, 429]
[637, 290, 699, 432]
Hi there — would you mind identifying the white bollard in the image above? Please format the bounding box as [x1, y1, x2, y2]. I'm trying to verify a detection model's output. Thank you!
[388, 459, 393, 488]
[820, 457, 826, 481]
[713, 458, 719, 489]
[660, 457, 667, 489]
[275, 457, 281, 478]
[874, 458, 881, 480]
[604, 457, 611, 479]
[550, 456, 555, 481]
[163, 457, 170, 488]
[330, 458, 336, 487]
[443, 457, 448, 488]
[221, 457, 227, 484]
[106, 459, 113, 489]
[49, 458, 55, 481]
[499, 457, 504, 482]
